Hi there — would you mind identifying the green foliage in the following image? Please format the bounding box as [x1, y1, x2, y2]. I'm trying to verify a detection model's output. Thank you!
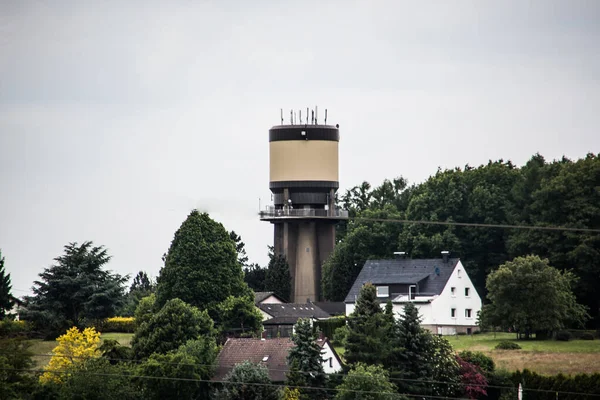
[0, 320, 30, 337]
[156, 210, 252, 322]
[0, 251, 16, 320]
[332, 325, 348, 347]
[131, 298, 215, 359]
[58, 357, 140, 400]
[21, 241, 128, 336]
[96, 317, 135, 333]
[314, 317, 346, 340]
[458, 350, 495, 374]
[580, 332, 595, 340]
[391, 303, 459, 396]
[265, 253, 291, 302]
[323, 206, 405, 301]
[344, 284, 394, 366]
[133, 294, 156, 328]
[215, 361, 282, 400]
[218, 295, 263, 337]
[119, 271, 156, 317]
[244, 263, 267, 292]
[286, 318, 327, 399]
[481, 255, 588, 337]
[510, 369, 600, 400]
[99, 339, 133, 364]
[137, 337, 218, 400]
[334, 363, 406, 400]
[495, 341, 521, 350]
[230, 231, 249, 268]
[0, 337, 37, 399]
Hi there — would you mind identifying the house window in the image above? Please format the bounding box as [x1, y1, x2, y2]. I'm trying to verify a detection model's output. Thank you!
[376, 286, 389, 297]
[450, 287, 456, 296]
[465, 309, 472, 318]
[451, 308, 456, 318]
[465, 287, 470, 297]
[329, 357, 333, 368]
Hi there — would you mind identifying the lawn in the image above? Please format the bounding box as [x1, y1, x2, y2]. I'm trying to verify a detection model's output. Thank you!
[449, 332, 600, 375]
[28, 332, 134, 369]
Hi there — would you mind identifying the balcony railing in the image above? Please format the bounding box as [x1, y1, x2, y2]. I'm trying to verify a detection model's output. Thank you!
[259, 206, 349, 219]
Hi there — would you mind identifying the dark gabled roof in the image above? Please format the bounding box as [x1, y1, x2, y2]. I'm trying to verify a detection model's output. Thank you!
[344, 258, 459, 303]
[214, 338, 293, 382]
[254, 291, 282, 305]
[260, 303, 330, 325]
[312, 302, 345, 316]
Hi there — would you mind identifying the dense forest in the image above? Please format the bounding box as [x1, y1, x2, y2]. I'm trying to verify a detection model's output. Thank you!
[324, 153, 600, 327]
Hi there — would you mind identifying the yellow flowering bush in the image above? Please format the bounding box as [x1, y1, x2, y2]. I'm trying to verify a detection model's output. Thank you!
[39, 326, 101, 384]
[99, 316, 135, 333]
[283, 387, 301, 400]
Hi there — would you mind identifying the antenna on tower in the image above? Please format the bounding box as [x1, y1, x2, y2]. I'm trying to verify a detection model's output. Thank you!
[290, 109, 293, 125]
[299, 109, 302, 124]
[311, 110, 314, 124]
[315, 105, 318, 125]
[306, 107, 309, 125]
[280, 109, 283, 125]
[325, 109, 328, 124]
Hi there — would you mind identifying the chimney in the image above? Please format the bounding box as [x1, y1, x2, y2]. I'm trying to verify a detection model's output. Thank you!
[394, 251, 407, 260]
[441, 251, 450, 263]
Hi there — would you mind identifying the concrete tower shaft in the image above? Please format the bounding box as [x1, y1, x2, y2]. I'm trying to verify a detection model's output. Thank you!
[260, 122, 348, 303]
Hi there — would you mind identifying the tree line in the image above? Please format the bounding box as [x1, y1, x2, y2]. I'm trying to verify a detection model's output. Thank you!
[323, 153, 600, 327]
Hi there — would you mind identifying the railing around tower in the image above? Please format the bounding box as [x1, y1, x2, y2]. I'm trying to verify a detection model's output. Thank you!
[259, 206, 349, 219]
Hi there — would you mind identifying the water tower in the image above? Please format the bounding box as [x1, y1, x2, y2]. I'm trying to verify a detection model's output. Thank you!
[259, 108, 348, 302]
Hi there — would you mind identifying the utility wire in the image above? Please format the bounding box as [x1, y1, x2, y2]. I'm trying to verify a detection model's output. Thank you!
[350, 216, 600, 233]
[6, 352, 600, 398]
[0, 367, 473, 400]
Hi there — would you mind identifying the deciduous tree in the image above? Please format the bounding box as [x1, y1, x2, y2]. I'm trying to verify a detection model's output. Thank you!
[480, 255, 588, 338]
[265, 253, 291, 302]
[334, 363, 406, 400]
[218, 295, 263, 337]
[131, 298, 216, 359]
[215, 361, 281, 400]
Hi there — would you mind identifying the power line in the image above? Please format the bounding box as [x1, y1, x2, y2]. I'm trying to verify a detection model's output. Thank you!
[6, 352, 600, 398]
[350, 216, 600, 233]
[0, 367, 473, 400]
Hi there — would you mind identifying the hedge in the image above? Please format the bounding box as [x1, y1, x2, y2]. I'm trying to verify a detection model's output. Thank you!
[95, 317, 135, 333]
[314, 316, 346, 339]
[511, 369, 600, 400]
[0, 320, 30, 337]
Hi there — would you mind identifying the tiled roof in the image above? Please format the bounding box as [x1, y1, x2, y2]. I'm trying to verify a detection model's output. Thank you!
[214, 338, 294, 382]
[312, 302, 346, 316]
[344, 258, 459, 303]
[260, 303, 330, 325]
[214, 337, 338, 382]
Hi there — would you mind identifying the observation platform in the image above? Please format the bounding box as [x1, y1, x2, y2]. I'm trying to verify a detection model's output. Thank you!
[259, 206, 348, 222]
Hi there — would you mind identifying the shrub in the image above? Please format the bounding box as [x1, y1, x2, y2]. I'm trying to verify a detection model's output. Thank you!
[0, 320, 30, 337]
[96, 317, 135, 333]
[458, 350, 495, 373]
[580, 332, 595, 340]
[332, 325, 349, 346]
[456, 331, 467, 336]
[556, 330, 572, 341]
[495, 341, 521, 350]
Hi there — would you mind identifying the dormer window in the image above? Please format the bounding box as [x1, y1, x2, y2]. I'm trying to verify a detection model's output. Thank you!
[376, 286, 389, 297]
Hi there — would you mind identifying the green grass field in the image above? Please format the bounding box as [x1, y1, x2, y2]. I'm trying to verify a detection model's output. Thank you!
[449, 332, 600, 353]
[29, 332, 134, 369]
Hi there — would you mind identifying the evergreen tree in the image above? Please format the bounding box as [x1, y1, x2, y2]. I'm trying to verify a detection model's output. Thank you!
[344, 283, 393, 366]
[230, 231, 249, 268]
[265, 253, 291, 302]
[243, 263, 267, 292]
[286, 318, 327, 400]
[21, 242, 127, 336]
[156, 210, 253, 321]
[0, 251, 16, 320]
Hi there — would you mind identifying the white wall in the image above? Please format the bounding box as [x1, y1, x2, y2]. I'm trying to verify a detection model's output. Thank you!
[258, 307, 273, 322]
[430, 260, 482, 328]
[345, 261, 482, 331]
[320, 341, 342, 373]
[260, 295, 283, 304]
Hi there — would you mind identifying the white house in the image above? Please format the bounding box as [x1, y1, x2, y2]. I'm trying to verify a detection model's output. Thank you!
[344, 251, 482, 335]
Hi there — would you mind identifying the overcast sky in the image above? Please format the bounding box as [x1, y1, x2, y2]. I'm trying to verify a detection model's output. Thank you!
[1, 0, 598, 297]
